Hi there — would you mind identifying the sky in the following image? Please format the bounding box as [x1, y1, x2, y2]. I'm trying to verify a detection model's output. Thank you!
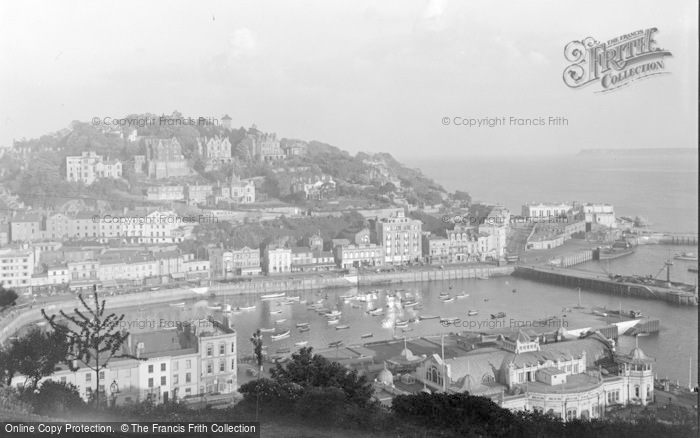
[0, 0, 697, 157]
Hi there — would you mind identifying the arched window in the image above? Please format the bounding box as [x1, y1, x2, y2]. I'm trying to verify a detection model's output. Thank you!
[634, 386, 640, 398]
[482, 374, 495, 383]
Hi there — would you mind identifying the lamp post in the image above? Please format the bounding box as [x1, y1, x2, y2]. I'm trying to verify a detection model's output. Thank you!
[110, 381, 119, 408]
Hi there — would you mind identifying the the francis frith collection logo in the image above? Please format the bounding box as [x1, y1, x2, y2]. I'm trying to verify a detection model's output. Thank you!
[563, 28, 672, 93]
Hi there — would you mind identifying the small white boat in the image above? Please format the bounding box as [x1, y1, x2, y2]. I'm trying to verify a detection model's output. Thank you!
[325, 310, 342, 318]
[440, 317, 460, 324]
[285, 296, 301, 301]
[169, 302, 185, 307]
[361, 333, 373, 339]
[468, 310, 478, 316]
[327, 318, 340, 325]
[442, 297, 455, 303]
[238, 305, 256, 311]
[335, 325, 350, 330]
[270, 310, 282, 315]
[367, 308, 383, 315]
[329, 340, 343, 348]
[271, 330, 291, 340]
[395, 319, 409, 326]
[259, 327, 275, 332]
[295, 341, 308, 346]
[296, 322, 309, 328]
[339, 294, 354, 299]
[207, 305, 222, 310]
[275, 319, 287, 324]
[223, 304, 232, 312]
[438, 293, 450, 298]
[674, 252, 698, 261]
[403, 300, 419, 307]
[261, 292, 286, 300]
[419, 315, 439, 320]
[456, 292, 469, 299]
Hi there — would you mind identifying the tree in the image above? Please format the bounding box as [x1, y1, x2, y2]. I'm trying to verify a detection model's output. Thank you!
[0, 286, 18, 309]
[270, 347, 373, 407]
[250, 329, 264, 420]
[41, 287, 142, 410]
[4, 328, 69, 391]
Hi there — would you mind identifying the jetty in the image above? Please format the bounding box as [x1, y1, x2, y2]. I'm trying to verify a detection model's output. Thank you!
[513, 266, 698, 306]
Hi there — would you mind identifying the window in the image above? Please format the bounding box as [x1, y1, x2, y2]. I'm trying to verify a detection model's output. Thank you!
[220, 360, 225, 372]
[219, 344, 225, 355]
[186, 373, 191, 383]
[148, 378, 154, 388]
[161, 376, 166, 386]
[173, 361, 179, 371]
[61, 377, 67, 383]
[206, 345, 213, 357]
[161, 363, 166, 372]
[207, 362, 213, 374]
[231, 342, 235, 353]
[173, 375, 179, 385]
[635, 386, 640, 398]
[99, 371, 105, 379]
[148, 365, 154, 373]
[86, 373, 92, 382]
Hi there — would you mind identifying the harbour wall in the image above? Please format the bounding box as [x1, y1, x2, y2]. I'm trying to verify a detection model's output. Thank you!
[514, 266, 698, 306]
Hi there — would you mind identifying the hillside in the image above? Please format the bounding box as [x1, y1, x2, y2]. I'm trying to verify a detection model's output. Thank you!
[0, 112, 455, 212]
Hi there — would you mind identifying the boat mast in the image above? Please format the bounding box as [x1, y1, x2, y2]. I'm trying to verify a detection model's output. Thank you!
[441, 334, 446, 392]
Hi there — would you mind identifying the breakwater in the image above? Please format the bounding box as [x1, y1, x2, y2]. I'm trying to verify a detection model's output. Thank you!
[514, 266, 698, 306]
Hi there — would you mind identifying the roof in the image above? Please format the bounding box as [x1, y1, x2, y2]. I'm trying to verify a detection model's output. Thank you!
[132, 330, 190, 356]
[538, 367, 567, 376]
[618, 346, 655, 365]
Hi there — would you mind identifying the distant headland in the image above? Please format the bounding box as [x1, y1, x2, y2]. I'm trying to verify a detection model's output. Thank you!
[578, 148, 697, 156]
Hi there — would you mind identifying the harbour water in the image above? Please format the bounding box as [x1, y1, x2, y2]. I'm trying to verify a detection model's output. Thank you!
[121, 258, 697, 385]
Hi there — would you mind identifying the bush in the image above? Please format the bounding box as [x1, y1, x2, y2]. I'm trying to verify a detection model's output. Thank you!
[32, 380, 85, 417]
[0, 386, 34, 416]
[294, 386, 346, 425]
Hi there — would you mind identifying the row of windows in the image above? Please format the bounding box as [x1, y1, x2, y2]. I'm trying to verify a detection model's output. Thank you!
[205, 359, 236, 374]
[205, 342, 236, 357]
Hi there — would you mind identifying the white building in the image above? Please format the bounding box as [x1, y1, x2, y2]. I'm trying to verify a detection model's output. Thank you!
[0, 247, 34, 288]
[582, 204, 616, 229]
[375, 210, 422, 265]
[414, 331, 654, 422]
[11, 318, 237, 406]
[521, 202, 573, 219]
[262, 244, 292, 274]
[66, 151, 122, 185]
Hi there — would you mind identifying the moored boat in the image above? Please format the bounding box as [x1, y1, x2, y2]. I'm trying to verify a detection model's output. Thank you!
[270, 310, 282, 314]
[327, 318, 340, 325]
[468, 310, 478, 316]
[361, 333, 373, 339]
[456, 292, 469, 299]
[169, 302, 185, 307]
[674, 252, 698, 261]
[295, 341, 308, 346]
[335, 325, 350, 330]
[261, 292, 286, 300]
[325, 310, 342, 318]
[329, 340, 343, 348]
[419, 314, 439, 320]
[298, 326, 310, 332]
[238, 305, 256, 311]
[271, 330, 291, 340]
[296, 322, 309, 328]
[442, 297, 455, 303]
[259, 327, 275, 332]
[275, 319, 287, 324]
[403, 300, 419, 307]
[491, 312, 506, 319]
